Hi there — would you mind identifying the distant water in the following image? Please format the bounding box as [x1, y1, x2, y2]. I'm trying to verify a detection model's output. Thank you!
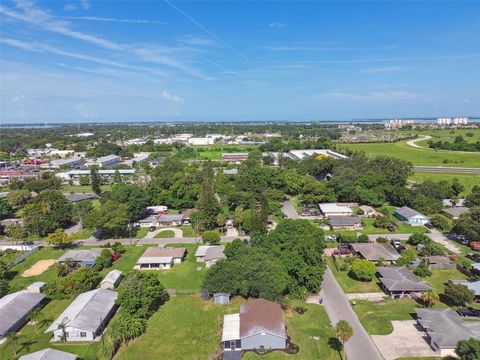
[0, 117, 479, 128]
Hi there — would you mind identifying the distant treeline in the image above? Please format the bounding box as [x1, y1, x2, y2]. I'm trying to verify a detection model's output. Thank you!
[428, 135, 480, 152]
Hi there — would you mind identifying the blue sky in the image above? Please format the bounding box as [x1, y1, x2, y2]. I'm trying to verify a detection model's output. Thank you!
[1, 0, 479, 123]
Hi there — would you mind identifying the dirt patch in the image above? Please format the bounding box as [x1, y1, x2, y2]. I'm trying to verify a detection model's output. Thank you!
[22, 259, 55, 277]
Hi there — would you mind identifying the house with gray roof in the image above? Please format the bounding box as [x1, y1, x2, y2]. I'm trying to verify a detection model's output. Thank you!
[100, 269, 123, 289]
[328, 216, 362, 230]
[134, 247, 186, 270]
[441, 207, 470, 220]
[416, 308, 480, 357]
[19, 348, 78, 360]
[195, 245, 226, 267]
[57, 249, 103, 267]
[377, 266, 432, 298]
[350, 243, 400, 264]
[0, 289, 46, 340]
[222, 298, 287, 354]
[394, 206, 430, 226]
[157, 214, 183, 227]
[46, 288, 118, 342]
[63, 193, 98, 203]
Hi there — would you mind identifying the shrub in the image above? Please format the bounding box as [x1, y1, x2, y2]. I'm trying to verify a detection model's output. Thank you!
[373, 215, 391, 229]
[456, 338, 480, 360]
[376, 237, 389, 244]
[397, 248, 417, 266]
[408, 233, 429, 246]
[56, 259, 79, 277]
[95, 249, 113, 271]
[357, 234, 369, 243]
[414, 259, 432, 277]
[430, 214, 452, 231]
[48, 267, 101, 299]
[202, 230, 221, 245]
[444, 281, 475, 306]
[350, 259, 376, 281]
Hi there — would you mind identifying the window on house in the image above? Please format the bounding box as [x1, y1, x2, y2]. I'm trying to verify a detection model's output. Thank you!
[80, 332, 87, 338]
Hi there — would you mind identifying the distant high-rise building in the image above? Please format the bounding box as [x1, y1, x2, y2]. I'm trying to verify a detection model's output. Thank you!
[385, 119, 414, 129]
[437, 117, 452, 125]
[453, 117, 468, 125]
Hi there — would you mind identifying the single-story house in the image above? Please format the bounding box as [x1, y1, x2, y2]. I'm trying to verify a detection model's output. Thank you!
[137, 215, 159, 228]
[359, 205, 378, 217]
[46, 288, 118, 342]
[63, 193, 98, 203]
[350, 243, 400, 264]
[423, 256, 456, 270]
[181, 209, 196, 225]
[214, 293, 231, 305]
[394, 206, 430, 226]
[318, 203, 353, 217]
[377, 266, 432, 298]
[222, 298, 287, 353]
[57, 249, 103, 267]
[19, 348, 78, 360]
[442, 198, 466, 208]
[158, 214, 183, 227]
[328, 216, 362, 230]
[416, 308, 480, 357]
[100, 269, 123, 289]
[441, 207, 470, 220]
[195, 245, 226, 267]
[0, 289, 46, 340]
[26, 282, 46, 293]
[134, 247, 186, 270]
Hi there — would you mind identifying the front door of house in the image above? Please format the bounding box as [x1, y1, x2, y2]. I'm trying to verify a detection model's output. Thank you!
[230, 341, 236, 350]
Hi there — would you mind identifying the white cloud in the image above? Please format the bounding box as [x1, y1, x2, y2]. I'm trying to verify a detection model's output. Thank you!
[179, 35, 216, 47]
[60, 16, 166, 24]
[80, 0, 90, 10]
[74, 103, 97, 118]
[161, 90, 184, 104]
[11, 94, 26, 103]
[269, 22, 285, 28]
[63, 3, 76, 11]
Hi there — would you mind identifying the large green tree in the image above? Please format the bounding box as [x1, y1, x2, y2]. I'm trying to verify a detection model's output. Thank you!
[456, 338, 480, 360]
[85, 200, 129, 238]
[198, 161, 220, 230]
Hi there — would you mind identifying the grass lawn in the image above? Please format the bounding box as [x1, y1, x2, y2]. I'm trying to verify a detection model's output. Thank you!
[180, 225, 197, 237]
[134, 227, 149, 239]
[427, 268, 468, 298]
[154, 230, 175, 238]
[155, 243, 207, 293]
[74, 228, 94, 240]
[0, 299, 102, 360]
[116, 296, 340, 360]
[61, 185, 111, 193]
[409, 172, 480, 195]
[326, 257, 381, 293]
[7, 247, 66, 292]
[353, 298, 420, 335]
[361, 218, 427, 235]
[109, 245, 150, 274]
[337, 140, 480, 167]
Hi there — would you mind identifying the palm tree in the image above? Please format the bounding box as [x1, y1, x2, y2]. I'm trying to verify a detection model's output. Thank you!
[421, 290, 439, 308]
[58, 320, 68, 342]
[334, 320, 353, 360]
[27, 308, 42, 333]
[6, 332, 21, 357]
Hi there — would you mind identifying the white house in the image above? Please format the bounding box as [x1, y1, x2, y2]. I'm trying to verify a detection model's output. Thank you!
[318, 203, 353, 217]
[46, 289, 118, 342]
[134, 247, 186, 270]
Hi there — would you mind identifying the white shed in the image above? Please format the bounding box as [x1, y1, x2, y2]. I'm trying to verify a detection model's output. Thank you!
[100, 270, 122, 290]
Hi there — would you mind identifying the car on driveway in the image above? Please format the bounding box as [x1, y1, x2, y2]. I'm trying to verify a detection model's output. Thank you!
[149, 226, 156, 232]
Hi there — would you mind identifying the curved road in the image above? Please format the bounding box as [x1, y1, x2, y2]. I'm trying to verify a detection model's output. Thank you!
[405, 135, 431, 149]
[320, 268, 383, 360]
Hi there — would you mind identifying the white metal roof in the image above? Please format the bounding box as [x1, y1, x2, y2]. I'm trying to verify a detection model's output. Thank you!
[101, 270, 122, 285]
[222, 313, 240, 341]
[137, 256, 173, 264]
[319, 203, 353, 214]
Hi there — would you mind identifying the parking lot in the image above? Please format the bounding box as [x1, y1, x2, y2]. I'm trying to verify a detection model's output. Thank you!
[371, 320, 437, 360]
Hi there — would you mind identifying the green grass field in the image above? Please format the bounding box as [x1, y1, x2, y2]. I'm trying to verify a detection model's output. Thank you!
[154, 229, 175, 238]
[337, 139, 480, 167]
[61, 185, 112, 193]
[409, 172, 480, 195]
[352, 298, 420, 335]
[180, 225, 197, 237]
[326, 257, 381, 293]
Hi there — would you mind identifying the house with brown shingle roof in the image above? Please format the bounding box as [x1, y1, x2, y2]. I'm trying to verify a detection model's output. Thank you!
[222, 298, 287, 353]
[134, 247, 186, 270]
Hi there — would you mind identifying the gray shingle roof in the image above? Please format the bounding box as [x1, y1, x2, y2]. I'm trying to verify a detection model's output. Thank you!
[63, 193, 98, 202]
[377, 267, 432, 292]
[328, 216, 361, 226]
[351, 243, 400, 262]
[46, 289, 117, 333]
[57, 249, 102, 263]
[395, 206, 426, 219]
[158, 214, 183, 222]
[441, 207, 470, 218]
[416, 308, 480, 348]
[205, 246, 226, 262]
[19, 348, 78, 360]
[0, 290, 45, 335]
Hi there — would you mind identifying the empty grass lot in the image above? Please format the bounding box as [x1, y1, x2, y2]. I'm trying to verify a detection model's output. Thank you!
[180, 225, 197, 237]
[337, 140, 480, 167]
[116, 296, 340, 360]
[352, 298, 421, 335]
[326, 257, 381, 293]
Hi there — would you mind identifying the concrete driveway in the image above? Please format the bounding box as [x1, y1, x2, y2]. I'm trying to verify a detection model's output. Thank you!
[372, 320, 436, 360]
[427, 229, 461, 254]
[281, 199, 299, 219]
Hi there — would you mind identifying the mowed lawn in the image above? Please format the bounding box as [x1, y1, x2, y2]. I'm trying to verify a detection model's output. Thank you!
[326, 257, 381, 293]
[116, 296, 340, 360]
[409, 172, 480, 195]
[337, 140, 480, 167]
[353, 298, 420, 335]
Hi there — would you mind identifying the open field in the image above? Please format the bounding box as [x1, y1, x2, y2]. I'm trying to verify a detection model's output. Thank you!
[337, 140, 480, 167]
[407, 128, 480, 145]
[409, 172, 480, 195]
[326, 257, 382, 293]
[21, 259, 55, 277]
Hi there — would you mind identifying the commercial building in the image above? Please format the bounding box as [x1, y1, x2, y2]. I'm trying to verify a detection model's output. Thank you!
[93, 155, 121, 167]
[48, 158, 81, 169]
[223, 153, 249, 164]
[319, 203, 353, 217]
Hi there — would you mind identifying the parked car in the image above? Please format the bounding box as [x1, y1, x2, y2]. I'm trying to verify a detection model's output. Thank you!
[333, 248, 351, 256]
[387, 224, 396, 232]
[457, 308, 480, 318]
[149, 226, 156, 232]
[391, 239, 406, 252]
[425, 222, 434, 229]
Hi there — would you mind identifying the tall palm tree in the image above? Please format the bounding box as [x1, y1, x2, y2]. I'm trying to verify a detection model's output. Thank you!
[421, 290, 439, 308]
[334, 320, 353, 360]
